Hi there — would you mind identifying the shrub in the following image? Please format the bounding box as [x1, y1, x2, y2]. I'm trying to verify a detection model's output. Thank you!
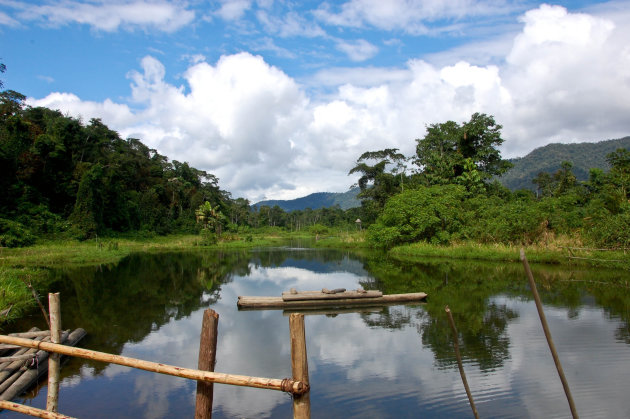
[368, 185, 467, 248]
[199, 229, 217, 246]
[0, 219, 36, 248]
[587, 208, 630, 248]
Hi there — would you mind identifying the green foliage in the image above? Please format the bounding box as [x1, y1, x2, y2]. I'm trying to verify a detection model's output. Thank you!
[462, 195, 547, 244]
[0, 218, 36, 247]
[415, 113, 512, 185]
[0, 93, 234, 239]
[368, 185, 467, 248]
[587, 206, 630, 248]
[349, 148, 408, 214]
[199, 229, 218, 246]
[308, 223, 329, 235]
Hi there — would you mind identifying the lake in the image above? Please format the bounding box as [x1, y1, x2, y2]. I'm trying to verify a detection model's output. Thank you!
[2, 244, 630, 418]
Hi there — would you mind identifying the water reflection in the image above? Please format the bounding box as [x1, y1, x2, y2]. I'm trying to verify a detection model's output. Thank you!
[2, 247, 630, 418]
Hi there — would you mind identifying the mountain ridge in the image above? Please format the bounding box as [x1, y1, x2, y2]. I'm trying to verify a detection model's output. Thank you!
[253, 188, 361, 211]
[254, 136, 630, 211]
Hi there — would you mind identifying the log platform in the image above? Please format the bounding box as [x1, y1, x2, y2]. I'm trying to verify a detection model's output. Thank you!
[237, 289, 427, 310]
[0, 328, 86, 402]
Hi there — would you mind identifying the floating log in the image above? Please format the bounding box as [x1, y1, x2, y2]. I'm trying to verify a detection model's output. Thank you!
[238, 292, 427, 310]
[282, 289, 383, 301]
[281, 307, 385, 317]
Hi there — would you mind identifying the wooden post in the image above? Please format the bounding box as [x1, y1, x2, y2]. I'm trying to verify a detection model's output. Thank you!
[195, 309, 219, 419]
[521, 249, 579, 419]
[445, 306, 479, 419]
[289, 313, 310, 419]
[47, 293, 61, 412]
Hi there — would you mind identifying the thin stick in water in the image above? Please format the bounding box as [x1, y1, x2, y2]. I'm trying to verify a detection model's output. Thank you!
[19, 278, 51, 330]
[520, 249, 579, 419]
[445, 306, 479, 419]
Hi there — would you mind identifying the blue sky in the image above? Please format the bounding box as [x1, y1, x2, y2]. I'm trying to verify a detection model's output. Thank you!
[2, 1, 630, 201]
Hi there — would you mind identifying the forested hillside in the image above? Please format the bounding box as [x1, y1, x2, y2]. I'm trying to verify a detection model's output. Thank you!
[0, 90, 233, 245]
[499, 137, 630, 191]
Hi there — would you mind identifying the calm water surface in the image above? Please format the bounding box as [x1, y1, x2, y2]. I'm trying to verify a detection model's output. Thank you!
[2, 244, 630, 418]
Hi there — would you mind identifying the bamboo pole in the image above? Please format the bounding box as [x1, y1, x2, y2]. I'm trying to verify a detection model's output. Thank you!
[290, 313, 310, 419]
[445, 306, 479, 419]
[0, 335, 308, 395]
[0, 400, 76, 419]
[520, 249, 579, 419]
[195, 309, 219, 419]
[47, 292, 61, 412]
[8, 331, 51, 338]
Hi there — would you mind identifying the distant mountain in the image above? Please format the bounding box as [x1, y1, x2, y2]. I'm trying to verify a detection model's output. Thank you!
[499, 136, 630, 191]
[253, 188, 360, 211]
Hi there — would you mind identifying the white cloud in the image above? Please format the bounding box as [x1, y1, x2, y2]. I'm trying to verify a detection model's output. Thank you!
[0, 10, 19, 26]
[215, 0, 253, 21]
[27, 5, 630, 200]
[335, 38, 379, 61]
[256, 10, 326, 38]
[250, 37, 296, 59]
[314, 0, 518, 34]
[13, 0, 195, 32]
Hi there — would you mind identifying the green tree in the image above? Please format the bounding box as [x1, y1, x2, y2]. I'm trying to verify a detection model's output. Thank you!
[607, 148, 630, 199]
[348, 148, 408, 221]
[367, 185, 468, 248]
[415, 113, 512, 185]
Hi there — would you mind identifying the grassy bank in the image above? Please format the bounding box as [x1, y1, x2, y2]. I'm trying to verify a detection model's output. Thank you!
[0, 233, 289, 325]
[389, 240, 630, 269]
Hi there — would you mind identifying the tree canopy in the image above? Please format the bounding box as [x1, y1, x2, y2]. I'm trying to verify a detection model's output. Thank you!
[415, 113, 512, 185]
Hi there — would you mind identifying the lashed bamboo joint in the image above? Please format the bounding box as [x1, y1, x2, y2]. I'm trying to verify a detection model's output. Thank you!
[0, 335, 309, 395]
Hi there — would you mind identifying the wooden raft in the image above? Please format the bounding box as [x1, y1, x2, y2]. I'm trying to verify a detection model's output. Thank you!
[237, 288, 427, 309]
[0, 328, 86, 402]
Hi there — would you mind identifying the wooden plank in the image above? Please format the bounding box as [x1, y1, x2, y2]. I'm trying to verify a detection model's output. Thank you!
[282, 290, 382, 301]
[0, 334, 308, 395]
[195, 309, 219, 419]
[238, 292, 427, 310]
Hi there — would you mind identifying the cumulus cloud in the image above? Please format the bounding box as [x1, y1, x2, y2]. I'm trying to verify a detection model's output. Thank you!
[11, 0, 195, 32]
[214, 0, 253, 21]
[27, 5, 630, 200]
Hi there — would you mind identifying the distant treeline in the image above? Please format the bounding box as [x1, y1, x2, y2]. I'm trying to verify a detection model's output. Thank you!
[0, 90, 362, 247]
